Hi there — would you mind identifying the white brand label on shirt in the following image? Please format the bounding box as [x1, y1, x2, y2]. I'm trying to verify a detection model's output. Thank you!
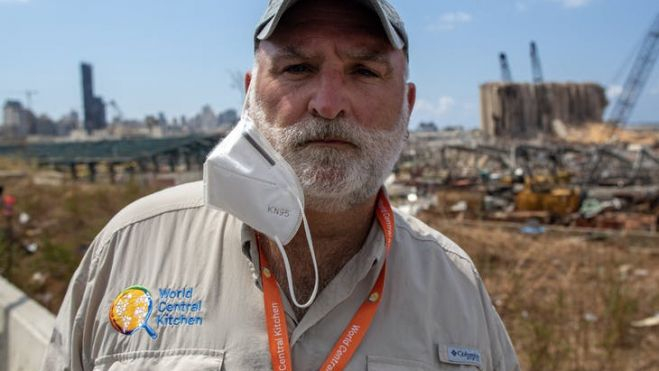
[447, 346, 481, 367]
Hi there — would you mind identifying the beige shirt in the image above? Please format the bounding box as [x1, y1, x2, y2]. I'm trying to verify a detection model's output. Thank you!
[43, 181, 519, 371]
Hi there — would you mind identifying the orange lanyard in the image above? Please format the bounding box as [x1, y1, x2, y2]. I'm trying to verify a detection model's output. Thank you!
[257, 192, 395, 371]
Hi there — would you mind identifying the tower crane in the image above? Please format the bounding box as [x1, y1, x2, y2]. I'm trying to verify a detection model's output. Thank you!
[108, 100, 123, 123]
[499, 52, 513, 83]
[608, 13, 659, 125]
[23, 90, 38, 110]
[5, 90, 38, 110]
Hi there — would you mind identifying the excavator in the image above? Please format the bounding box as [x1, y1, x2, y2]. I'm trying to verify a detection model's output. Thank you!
[512, 145, 582, 219]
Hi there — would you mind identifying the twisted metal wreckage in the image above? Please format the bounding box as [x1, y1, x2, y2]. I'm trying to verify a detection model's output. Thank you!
[394, 140, 659, 232]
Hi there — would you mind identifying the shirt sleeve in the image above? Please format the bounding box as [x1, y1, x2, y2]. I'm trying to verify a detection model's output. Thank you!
[41, 238, 102, 371]
[478, 280, 521, 371]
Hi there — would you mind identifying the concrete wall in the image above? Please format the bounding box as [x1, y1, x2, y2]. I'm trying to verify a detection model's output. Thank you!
[0, 277, 55, 371]
[480, 82, 608, 139]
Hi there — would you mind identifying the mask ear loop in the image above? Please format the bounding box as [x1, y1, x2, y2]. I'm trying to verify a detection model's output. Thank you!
[244, 80, 319, 308]
[272, 193, 319, 309]
[241, 77, 255, 122]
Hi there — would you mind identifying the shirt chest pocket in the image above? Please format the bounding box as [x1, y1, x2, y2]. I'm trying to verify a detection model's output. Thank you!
[92, 349, 225, 371]
[366, 356, 435, 371]
[367, 356, 481, 371]
[365, 343, 487, 371]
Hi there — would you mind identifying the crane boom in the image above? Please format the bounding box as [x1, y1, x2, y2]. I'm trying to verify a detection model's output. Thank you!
[530, 41, 544, 84]
[108, 99, 123, 123]
[608, 13, 659, 124]
[499, 52, 513, 83]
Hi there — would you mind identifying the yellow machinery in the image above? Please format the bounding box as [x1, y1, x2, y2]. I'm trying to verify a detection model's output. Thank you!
[515, 172, 581, 217]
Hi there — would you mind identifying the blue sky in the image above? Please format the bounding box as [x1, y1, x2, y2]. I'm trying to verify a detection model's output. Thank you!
[1, 0, 657, 129]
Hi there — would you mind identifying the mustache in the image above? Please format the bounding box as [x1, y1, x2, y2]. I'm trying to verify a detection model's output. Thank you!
[282, 119, 364, 148]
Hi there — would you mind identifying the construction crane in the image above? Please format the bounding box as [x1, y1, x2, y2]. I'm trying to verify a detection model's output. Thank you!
[529, 41, 552, 131]
[23, 90, 38, 110]
[5, 89, 38, 110]
[530, 41, 544, 84]
[499, 52, 513, 83]
[108, 100, 123, 123]
[608, 13, 659, 125]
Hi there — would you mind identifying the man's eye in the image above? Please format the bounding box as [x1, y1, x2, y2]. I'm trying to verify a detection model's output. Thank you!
[284, 64, 312, 74]
[354, 67, 380, 78]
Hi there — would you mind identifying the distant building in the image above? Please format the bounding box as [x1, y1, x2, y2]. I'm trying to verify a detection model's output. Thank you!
[443, 125, 464, 132]
[218, 108, 238, 126]
[33, 114, 58, 136]
[3, 100, 26, 127]
[199, 105, 217, 131]
[188, 105, 218, 132]
[2, 100, 30, 138]
[417, 122, 438, 132]
[57, 110, 79, 136]
[81, 62, 107, 133]
[157, 112, 167, 127]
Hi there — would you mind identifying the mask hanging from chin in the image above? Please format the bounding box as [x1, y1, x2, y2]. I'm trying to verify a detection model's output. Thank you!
[203, 99, 319, 309]
[205, 115, 303, 245]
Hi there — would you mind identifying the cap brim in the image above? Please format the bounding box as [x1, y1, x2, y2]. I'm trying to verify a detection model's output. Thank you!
[255, 0, 296, 42]
[363, 0, 405, 50]
[255, 0, 405, 51]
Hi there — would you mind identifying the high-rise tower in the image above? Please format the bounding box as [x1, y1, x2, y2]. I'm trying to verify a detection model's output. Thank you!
[80, 62, 107, 133]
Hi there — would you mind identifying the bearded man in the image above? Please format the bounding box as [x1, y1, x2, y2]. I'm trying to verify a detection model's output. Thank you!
[44, 0, 519, 370]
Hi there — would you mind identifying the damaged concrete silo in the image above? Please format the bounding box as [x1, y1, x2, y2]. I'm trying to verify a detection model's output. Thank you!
[480, 82, 608, 139]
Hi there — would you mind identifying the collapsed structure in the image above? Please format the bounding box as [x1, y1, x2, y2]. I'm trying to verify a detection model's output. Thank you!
[480, 82, 608, 139]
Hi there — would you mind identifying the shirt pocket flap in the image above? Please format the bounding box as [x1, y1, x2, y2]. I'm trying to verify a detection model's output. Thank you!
[93, 349, 224, 371]
[437, 344, 484, 370]
[367, 355, 433, 371]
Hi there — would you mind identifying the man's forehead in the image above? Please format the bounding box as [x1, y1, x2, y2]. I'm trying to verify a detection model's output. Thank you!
[266, 44, 394, 69]
[275, 44, 390, 60]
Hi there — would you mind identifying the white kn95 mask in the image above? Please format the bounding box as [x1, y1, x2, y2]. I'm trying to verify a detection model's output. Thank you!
[203, 114, 319, 309]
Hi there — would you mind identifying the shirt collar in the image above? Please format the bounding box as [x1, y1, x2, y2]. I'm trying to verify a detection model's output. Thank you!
[238, 201, 388, 290]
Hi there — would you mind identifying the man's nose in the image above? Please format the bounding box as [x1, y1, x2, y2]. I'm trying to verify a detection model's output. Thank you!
[308, 70, 348, 120]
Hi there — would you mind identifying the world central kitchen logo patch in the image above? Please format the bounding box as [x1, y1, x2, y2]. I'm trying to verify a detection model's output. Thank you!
[109, 285, 204, 339]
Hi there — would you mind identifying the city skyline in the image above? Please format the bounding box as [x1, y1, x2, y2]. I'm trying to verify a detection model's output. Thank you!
[1, 0, 658, 128]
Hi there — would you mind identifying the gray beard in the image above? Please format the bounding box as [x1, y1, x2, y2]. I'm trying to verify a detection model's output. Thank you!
[248, 91, 409, 213]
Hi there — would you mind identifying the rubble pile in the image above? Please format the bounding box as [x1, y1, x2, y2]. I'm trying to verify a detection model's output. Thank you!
[391, 130, 659, 233]
[560, 122, 659, 146]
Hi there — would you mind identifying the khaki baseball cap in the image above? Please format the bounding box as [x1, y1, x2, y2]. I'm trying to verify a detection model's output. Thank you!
[254, 0, 408, 56]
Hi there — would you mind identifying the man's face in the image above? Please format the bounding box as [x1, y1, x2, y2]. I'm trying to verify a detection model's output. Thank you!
[248, 0, 415, 212]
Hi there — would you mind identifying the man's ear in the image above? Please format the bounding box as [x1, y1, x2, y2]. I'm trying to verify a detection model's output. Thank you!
[406, 82, 417, 114]
[244, 72, 252, 93]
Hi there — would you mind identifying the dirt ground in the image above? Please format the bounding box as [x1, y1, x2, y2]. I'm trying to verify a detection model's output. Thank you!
[1, 174, 657, 370]
[418, 211, 659, 371]
[0, 175, 161, 314]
